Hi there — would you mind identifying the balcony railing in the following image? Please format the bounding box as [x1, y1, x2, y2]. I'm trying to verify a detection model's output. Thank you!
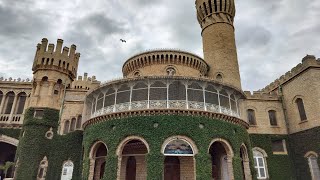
[0, 114, 24, 125]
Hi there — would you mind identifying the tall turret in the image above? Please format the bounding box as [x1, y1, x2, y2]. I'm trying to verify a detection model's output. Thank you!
[29, 38, 80, 109]
[195, 0, 241, 89]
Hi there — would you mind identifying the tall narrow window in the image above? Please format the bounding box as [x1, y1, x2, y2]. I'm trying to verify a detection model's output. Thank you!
[296, 98, 307, 121]
[253, 149, 268, 179]
[4, 92, 15, 114]
[16, 93, 27, 114]
[268, 110, 277, 126]
[247, 109, 257, 125]
[0, 91, 3, 105]
[76, 115, 82, 129]
[307, 154, 320, 180]
[64, 120, 70, 134]
[37, 156, 48, 180]
[70, 118, 76, 132]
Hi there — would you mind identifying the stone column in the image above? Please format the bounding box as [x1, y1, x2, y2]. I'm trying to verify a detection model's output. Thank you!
[47, 81, 55, 96]
[0, 93, 6, 114]
[9, 93, 19, 122]
[34, 81, 41, 96]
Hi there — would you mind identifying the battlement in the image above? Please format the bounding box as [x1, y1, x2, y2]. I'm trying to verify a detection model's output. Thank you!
[261, 55, 320, 92]
[0, 77, 32, 83]
[32, 38, 81, 80]
[195, 0, 236, 30]
[244, 91, 279, 100]
[71, 73, 100, 90]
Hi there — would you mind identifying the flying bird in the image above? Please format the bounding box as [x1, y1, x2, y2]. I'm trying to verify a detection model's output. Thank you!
[120, 39, 127, 43]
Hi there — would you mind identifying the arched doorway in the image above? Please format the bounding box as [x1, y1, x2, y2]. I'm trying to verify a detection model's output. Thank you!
[164, 156, 180, 180]
[89, 142, 107, 180]
[240, 145, 252, 180]
[162, 137, 197, 180]
[118, 138, 148, 180]
[209, 139, 234, 180]
[0, 141, 17, 179]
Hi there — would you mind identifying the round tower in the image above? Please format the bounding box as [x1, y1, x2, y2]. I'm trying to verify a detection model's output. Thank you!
[195, 0, 241, 89]
[29, 38, 80, 109]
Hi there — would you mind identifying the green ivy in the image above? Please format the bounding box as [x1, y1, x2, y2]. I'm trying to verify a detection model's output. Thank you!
[15, 108, 83, 180]
[289, 127, 320, 180]
[83, 115, 252, 180]
[0, 128, 21, 139]
[250, 134, 295, 180]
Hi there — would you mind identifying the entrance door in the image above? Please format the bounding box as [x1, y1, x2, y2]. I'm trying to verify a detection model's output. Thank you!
[164, 156, 180, 180]
[126, 156, 136, 180]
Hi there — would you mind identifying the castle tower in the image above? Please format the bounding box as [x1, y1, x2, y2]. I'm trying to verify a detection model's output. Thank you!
[30, 38, 80, 109]
[195, 0, 241, 89]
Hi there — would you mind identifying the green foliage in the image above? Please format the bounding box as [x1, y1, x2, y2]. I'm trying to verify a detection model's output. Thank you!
[0, 128, 21, 139]
[289, 127, 320, 180]
[15, 108, 83, 180]
[83, 115, 251, 180]
[0, 161, 14, 178]
[250, 134, 295, 180]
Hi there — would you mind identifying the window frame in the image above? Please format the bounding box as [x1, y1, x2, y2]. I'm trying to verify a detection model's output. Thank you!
[295, 98, 307, 121]
[247, 109, 257, 126]
[253, 148, 269, 179]
[268, 110, 278, 126]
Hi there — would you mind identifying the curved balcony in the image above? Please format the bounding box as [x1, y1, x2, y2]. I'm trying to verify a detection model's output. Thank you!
[84, 76, 245, 126]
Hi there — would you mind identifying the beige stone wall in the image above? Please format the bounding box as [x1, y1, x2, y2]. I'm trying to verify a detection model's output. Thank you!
[281, 68, 320, 134]
[179, 156, 195, 180]
[202, 23, 241, 89]
[128, 64, 203, 78]
[240, 98, 288, 134]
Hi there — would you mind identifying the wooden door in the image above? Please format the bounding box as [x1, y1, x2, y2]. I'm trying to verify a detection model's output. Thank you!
[164, 156, 180, 180]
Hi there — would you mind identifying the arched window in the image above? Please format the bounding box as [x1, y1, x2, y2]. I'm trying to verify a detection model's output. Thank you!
[63, 120, 70, 134]
[76, 115, 82, 129]
[268, 110, 277, 126]
[0, 91, 3, 105]
[70, 118, 76, 132]
[306, 153, 320, 180]
[253, 148, 268, 179]
[42, 76, 48, 82]
[96, 93, 104, 110]
[247, 109, 257, 125]
[90, 142, 108, 180]
[37, 156, 48, 180]
[60, 161, 74, 180]
[4, 92, 15, 114]
[16, 92, 27, 114]
[296, 98, 307, 121]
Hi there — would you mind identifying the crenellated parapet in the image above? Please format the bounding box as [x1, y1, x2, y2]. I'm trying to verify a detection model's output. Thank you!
[244, 91, 279, 100]
[71, 72, 101, 90]
[32, 38, 80, 80]
[195, 0, 236, 31]
[261, 55, 320, 93]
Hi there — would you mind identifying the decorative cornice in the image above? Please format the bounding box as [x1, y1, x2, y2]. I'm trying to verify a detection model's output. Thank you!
[83, 109, 249, 129]
[122, 49, 209, 77]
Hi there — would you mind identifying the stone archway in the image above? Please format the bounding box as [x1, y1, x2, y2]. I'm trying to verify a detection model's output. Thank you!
[117, 136, 149, 180]
[88, 141, 108, 180]
[208, 138, 234, 180]
[161, 136, 197, 180]
[240, 144, 252, 180]
[0, 135, 19, 179]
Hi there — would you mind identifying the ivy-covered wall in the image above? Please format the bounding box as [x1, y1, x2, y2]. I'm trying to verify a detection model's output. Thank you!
[83, 115, 254, 180]
[0, 128, 21, 139]
[15, 108, 83, 180]
[249, 134, 295, 180]
[289, 127, 320, 180]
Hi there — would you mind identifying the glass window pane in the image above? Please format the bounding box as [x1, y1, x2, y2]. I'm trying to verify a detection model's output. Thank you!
[258, 158, 264, 167]
[259, 168, 266, 178]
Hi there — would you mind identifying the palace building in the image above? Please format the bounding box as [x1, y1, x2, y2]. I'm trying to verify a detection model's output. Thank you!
[0, 0, 319, 180]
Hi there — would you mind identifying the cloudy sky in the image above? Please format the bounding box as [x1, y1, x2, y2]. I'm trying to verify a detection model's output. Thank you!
[0, 0, 319, 91]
